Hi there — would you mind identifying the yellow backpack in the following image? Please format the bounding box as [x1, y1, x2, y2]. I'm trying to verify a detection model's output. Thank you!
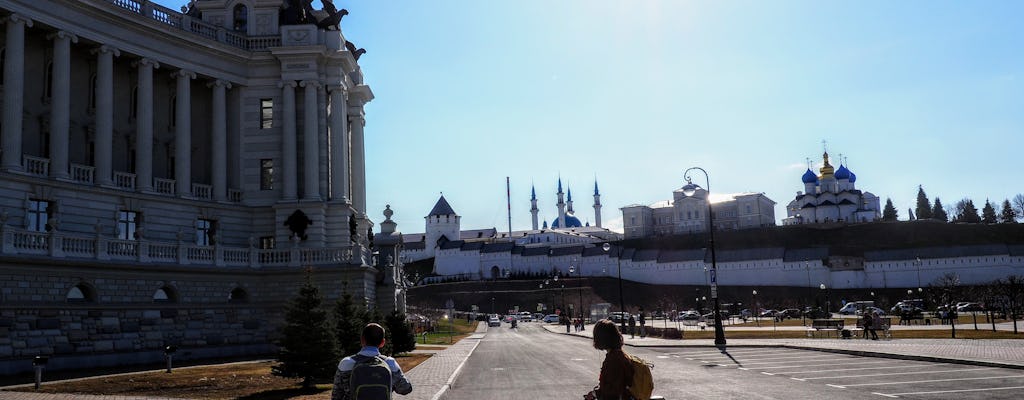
[626, 353, 654, 400]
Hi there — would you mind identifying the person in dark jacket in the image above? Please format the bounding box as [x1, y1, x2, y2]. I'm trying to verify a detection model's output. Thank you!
[584, 320, 635, 400]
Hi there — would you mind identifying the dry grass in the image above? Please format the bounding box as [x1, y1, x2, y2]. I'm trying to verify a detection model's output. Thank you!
[11, 354, 432, 400]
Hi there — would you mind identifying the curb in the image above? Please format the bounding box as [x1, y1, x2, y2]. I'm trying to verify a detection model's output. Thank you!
[544, 327, 1024, 371]
[428, 324, 486, 400]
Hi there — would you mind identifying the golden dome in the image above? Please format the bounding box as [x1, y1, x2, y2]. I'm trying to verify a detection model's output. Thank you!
[819, 151, 835, 178]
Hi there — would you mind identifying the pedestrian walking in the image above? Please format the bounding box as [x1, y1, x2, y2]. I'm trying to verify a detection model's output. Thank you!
[638, 309, 646, 338]
[860, 312, 872, 339]
[870, 311, 881, 340]
[583, 320, 643, 400]
[628, 314, 636, 339]
[331, 323, 413, 400]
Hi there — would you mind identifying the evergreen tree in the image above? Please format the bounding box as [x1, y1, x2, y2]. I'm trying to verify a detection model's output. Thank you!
[982, 199, 998, 224]
[273, 274, 338, 389]
[957, 199, 981, 223]
[1001, 199, 1018, 223]
[882, 198, 898, 221]
[915, 185, 933, 220]
[932, 198, 948, 222]
[333, 291, 365, 357]
[385, 310, 417, 356]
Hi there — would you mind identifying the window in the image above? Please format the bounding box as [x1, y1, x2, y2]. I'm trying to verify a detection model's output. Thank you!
[260, 98, 273, 129]
[130, 86, 138, 118]
[260, 159, 274, 190]
[89, 74, 97, 109]
[196, 218, 215, 246]
[66, 283, 95, 303]
[44, 60, 53, 99]
[233, 4, 249, 32]
[27, 199, 50, 232]
[229, 287, 248, 303]
[118, 210, 139, 240]
[259, 236, 275, 249]
[153, 286, 176, 303]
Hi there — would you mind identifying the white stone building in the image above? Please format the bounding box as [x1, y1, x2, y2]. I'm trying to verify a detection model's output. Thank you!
[621, 184, 776, 240]
[0, 0, 402, 375]
[782, 152, 881, 225]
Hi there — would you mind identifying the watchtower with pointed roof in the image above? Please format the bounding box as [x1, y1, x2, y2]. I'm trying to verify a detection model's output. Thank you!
[425, 195, 460, 258]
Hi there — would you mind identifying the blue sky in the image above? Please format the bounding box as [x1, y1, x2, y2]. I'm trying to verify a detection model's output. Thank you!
[158, 1, 1024, 233]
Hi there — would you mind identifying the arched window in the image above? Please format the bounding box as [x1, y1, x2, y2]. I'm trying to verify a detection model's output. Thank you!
[153, 286, 176, 303]
[229, 287, 248, 303]
[66, 283, 96, 303]
[233, 4, 248, 32]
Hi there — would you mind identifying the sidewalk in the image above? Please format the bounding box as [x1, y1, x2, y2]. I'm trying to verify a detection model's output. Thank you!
[541, 323, 1024, 369]
[403, 321, 487, 400]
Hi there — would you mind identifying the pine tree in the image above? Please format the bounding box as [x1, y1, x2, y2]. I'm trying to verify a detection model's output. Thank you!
[932, 198, 948, 222]
[958, 199, 981, 223]
[1001, 199, 1018, 223]
[272, 274, 338, 389]
[915, 185, 933, 220]
[882, 198, 898, 221]
[385, 310, 417, 356]
[981, 199, 998, 224]
[333, 291, 365, 357]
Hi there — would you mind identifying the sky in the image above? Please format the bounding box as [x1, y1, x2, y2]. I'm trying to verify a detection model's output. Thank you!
[157, 1, 1024, 234]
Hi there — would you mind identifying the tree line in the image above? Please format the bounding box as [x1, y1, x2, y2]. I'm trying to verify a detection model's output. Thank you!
[272, 273, 416, 388]
[882, 186, 1024, 223]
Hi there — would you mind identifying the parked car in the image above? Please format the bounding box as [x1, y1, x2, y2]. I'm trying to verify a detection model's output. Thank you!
[488, 316, 501, 327]
[858, 306, 886, 316]
[679, 311, 700, 321]
[760, 309, 778, 318]
[543, 314, 561, 323]
[957, 302, 985, 312]
[803, 307, 830, 319]
[609, 312, 629, 323]
[779, 308, 803, 319]
[518, 312, 533, 322]
[839, 301, 876, 315]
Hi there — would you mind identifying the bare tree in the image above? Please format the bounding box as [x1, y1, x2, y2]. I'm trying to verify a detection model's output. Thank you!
[1013, 194, 1024, 222]
[929, 273, 961, 338]
[998, 275, 1023, 334]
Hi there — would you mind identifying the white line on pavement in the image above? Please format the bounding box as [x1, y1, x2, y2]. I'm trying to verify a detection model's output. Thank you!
[738, 357, 852, 366]
[791, 377, 806, 382]
[871, 392, 899, 398]
[736, 354, 842, 362]
[783, 364, 919, 374]
[882, 385, 1024, 396]
[841, 375, 1024, 387]
[799, 367, 993, 380]
[751, 360, 895, 370]
[826, 384, 846, 389]
[761, 372, 775, 376]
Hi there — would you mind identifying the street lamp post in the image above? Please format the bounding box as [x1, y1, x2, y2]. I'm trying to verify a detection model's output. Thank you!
[804, 260, 811, 326]
[752, 290, 759, 327]
[571, 258, 585, 329]
[602, 243, 627, 333]
[683, 166, 725, 346]
[820, 283, 830, 317]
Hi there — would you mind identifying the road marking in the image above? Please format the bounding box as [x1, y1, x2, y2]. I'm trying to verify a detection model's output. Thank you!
[791, 377, 806, 382]
[882, 385, 1024, 396]
[717, 364, 730, 367]
[571, 358, 586, 361]
[492, 367, 505, 371]
[761, 372, 775, 376]
[738, 354, 844, 362]
[783, 364, 913, 374]
[657, 356, 670, 359]
[826, 384, 846, 389]
[841, 375, 1024, 387]
[871, 392, 899, 398]
[752, 360, 895, 370]
[799, 367, 993, 380]
[737, 367, 749, 370]
[739, 357, 851, 366]
[685, 358, 694, 360]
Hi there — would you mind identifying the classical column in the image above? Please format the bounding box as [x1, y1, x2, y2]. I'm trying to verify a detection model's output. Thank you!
[327, 85, 349, 202]
[210, 80, 231, 202]
[349, 111, 366, 215]
[300, 80, 321, 200]
[1, 14, 33, 171]
[48, 31, 78, 180]
[134, 58, 159, 192]
[173, 69, 195, 197]
[279, 81, 298, 200]
[92, 45, 119, 186]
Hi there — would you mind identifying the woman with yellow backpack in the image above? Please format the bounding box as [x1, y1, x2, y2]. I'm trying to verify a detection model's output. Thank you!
[583, 319, 658, 400]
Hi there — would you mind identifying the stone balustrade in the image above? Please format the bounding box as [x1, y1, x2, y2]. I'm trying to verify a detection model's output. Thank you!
[104, 0, 281, 51]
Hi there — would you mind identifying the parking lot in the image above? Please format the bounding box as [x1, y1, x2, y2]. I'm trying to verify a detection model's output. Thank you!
[653, 347, 1024, 399]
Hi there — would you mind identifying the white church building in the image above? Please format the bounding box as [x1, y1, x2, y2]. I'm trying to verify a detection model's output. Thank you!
[782, 152, 881, 225]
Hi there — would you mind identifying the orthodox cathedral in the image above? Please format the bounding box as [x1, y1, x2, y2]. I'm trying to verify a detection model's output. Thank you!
[782, 152, 881, 225]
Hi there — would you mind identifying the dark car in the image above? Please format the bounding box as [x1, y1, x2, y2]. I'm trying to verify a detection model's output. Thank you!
[779, 308, 803, 319]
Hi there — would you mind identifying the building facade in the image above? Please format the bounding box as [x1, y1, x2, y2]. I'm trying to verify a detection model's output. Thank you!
[621, 183, 776, 240]
[0, 0, 403, 375]
[782, 152, 881, 225]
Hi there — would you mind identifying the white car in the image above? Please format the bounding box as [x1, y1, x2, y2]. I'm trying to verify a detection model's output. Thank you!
[488, 316, 501, 327]
[543, 314, 560, 323]
[518, 312, 533, 322]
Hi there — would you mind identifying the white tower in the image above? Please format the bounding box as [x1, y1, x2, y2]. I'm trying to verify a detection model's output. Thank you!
[593, 180, 602, 228]
[556, 178, 566, 230]
[530, 185, 539, 230]
[424, 195, 460, 257]
[567, 188, 575, 214]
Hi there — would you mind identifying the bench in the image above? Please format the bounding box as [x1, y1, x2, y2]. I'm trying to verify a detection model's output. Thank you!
[852, 317, 892, 339]
[806, 319, 844, 338]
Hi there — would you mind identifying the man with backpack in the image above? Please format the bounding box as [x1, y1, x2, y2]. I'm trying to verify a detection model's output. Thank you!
[331, 323, 413, 400]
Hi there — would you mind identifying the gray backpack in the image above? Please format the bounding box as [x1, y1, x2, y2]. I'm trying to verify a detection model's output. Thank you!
[350, 354, 392, 399]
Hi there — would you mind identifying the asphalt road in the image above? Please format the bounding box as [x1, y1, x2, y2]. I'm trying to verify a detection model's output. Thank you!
[442, 322, 1024, 399]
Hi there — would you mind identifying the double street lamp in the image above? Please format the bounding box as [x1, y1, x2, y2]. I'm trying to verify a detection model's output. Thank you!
[569, 258, 585, 329]
[683, 166, 726, 346]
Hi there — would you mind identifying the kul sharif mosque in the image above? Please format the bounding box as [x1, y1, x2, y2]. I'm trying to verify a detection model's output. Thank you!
[782, 151, 881, 225]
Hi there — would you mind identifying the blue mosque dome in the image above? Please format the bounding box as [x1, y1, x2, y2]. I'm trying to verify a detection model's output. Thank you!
[835, 165, 851, 180]
[550, 213, 583, 228]
[801, 169, 818, 184]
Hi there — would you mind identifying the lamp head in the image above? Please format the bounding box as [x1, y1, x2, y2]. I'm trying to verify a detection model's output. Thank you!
[602, 243, 611, 252]
[752, 290, 757, 295]
[569, 266, 575, 274]
[164, 345, 177, 355]
[819, 283, 826, 290]
[681, 178, 700, 197]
